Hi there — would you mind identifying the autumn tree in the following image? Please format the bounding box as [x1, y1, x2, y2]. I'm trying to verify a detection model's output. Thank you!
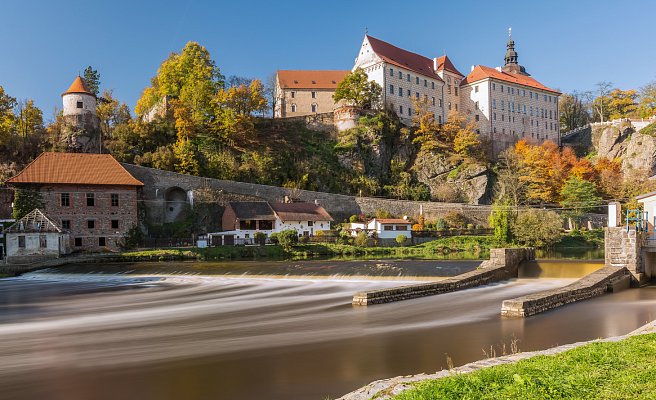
[638, 81, 656, 118]
[411, 98, 440, 152]
[606, 89, 638, 119]
[213, 79, 268, 141]
[83, 66, 101, 97]
[333, 68, 382, 109]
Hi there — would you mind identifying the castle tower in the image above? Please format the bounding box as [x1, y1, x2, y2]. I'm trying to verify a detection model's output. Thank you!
[502, 28, 529, 76]
[60, 76, 101, 152]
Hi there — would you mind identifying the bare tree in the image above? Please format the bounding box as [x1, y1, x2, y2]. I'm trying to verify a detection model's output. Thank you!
[264, 72, 281, 120]
[593, 81, 613, 122]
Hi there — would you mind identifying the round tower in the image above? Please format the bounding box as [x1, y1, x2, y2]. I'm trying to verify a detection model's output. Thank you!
[62, 75, 97, 118]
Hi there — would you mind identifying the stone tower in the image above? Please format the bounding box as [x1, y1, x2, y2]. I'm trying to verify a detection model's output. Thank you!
[502, 29, 529, 76]
[61, 76, 101, 153]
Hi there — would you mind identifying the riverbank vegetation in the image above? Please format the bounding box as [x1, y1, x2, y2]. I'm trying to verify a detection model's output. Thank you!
[392, 333, 656, 400]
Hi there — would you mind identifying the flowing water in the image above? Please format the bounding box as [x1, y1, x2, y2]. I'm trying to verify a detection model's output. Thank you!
[1, 259, 655, 400]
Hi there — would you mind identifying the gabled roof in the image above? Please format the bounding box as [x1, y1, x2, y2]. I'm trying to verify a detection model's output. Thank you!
[365, 35, 443, 81]
[7, 152, 144, 186]
[277, 70, 350, 89]
[228, 201, 276, 220]
[4, 209, 61, 233]
[270, 202, 333, 222]
[62, 76, 95, 98]
[636, 190, 656, 201]
[435, 55, 463, 77]
[461, 65, 560, 94]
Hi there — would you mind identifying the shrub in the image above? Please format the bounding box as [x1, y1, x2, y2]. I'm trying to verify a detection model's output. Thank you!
[349, 214, 359, 223]
[269, 232, 279, 244]
[444, 211, 467, 229]
[354, 231, 369, 247]
[395, 234, 407, 245]
[298, 235, 310, 244]
[277, 229, 299, 250]
[512, 209, 563, 248]
[466, 223, 474, 230]
[375, 209, 393, 219]
[254, 232, 266, 246]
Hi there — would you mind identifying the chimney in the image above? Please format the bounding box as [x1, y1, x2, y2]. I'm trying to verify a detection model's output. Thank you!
[433, 57, 439, 71]
[471, 65, 475, 72]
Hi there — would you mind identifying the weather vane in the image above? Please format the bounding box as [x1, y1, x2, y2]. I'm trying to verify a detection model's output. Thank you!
[509, 27, 512, 37]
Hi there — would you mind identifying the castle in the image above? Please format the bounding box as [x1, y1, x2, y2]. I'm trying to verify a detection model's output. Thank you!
[60, 76, 101, 153]
[277, 31, 561, 153]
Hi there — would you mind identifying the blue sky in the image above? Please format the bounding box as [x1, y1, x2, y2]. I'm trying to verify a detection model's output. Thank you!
[1, 0, 654, 121]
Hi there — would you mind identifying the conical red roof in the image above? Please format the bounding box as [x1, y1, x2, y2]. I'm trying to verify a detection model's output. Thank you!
[62, 76, 95, 97]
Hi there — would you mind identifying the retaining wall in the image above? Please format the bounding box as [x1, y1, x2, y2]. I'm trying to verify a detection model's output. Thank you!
[500, 266, 631, 317]
[352, 248, 534, 306]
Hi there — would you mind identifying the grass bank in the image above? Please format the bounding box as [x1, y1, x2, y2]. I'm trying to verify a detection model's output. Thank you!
[118, 236, 496, 262]
[554, 229, 604, 249]
[392, 333, 656, 400]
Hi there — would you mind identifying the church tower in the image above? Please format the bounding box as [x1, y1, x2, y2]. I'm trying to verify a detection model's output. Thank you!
[501, 29, 529, 76]
[60, 76, 101, 152]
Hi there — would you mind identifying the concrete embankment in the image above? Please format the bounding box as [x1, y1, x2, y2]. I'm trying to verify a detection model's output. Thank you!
[352, 248, 534, 306]
[500, 266, 631, 317]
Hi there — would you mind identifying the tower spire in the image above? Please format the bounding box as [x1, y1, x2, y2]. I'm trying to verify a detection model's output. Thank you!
[502, 29, 529, 75]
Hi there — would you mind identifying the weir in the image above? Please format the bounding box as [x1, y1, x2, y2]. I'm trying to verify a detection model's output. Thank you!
[351, 248, 533, 306]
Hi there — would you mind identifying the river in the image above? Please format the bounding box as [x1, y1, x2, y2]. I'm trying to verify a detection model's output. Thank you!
[0, 259, 654, 400]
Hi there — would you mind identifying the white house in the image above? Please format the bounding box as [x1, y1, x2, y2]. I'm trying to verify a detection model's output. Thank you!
[637, 192, 656, 236]
[4, 209, 71, 263]
[218, 201, 333, 244]
[366, 218, 413, 240]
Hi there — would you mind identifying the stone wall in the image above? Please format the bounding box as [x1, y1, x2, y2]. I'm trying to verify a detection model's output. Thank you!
[500, 266, 631, 317]
[605, 227, 644, 281]
[351, 248, 534, 306]
[121, 164, 493, 228]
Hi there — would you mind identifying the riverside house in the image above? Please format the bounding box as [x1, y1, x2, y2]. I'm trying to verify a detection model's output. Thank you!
[346, 218, 413, 242]
[6, 152, 144, 251]
[4, 209, 71, 263]
[218, 201, 333, 245]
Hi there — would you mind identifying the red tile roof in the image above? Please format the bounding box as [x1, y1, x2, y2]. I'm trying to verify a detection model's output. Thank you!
[7, 152, 144, 186]
[366, 35, 443, 81]
[271, 202, 334, 222]
[435, 55, 463, 77]
[62, 76, 95, 97]
[277, 70, 350, 89]
[461, 65, 560, 94]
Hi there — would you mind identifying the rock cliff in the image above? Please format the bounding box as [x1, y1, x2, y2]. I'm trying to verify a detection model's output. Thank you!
[592, 122, 656, 175]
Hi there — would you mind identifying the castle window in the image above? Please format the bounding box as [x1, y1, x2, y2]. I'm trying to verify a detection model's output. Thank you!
[111, 193, 119, 207]
[389, 68, 394, 77]
[398, 71, 402, 79]
[408, 108, 412, 116]
[75, 237, 82, 247]
[291, 91, 295, 98]
[492, 83, 496, 91]
[448, 102, 451, 111]
[493, 99, 496, 109]
[86, 193, 95, 207]
[475, 85, 479, 93]
[415, 92, 419, 99]
[407, 89, 410, 96]
[455, 87, 458, 96]
[311, 104, 317, 113]
[407, 73, 410, 82]
[438, 115, 442, 124]
[432, 97, 435, 106]
[439, 99, 442, 107]
[311, 91, 316, 99]
[291, 104, 297, 112]
[494, 113, 496, 120]
[61, 193, 70, 207]
[455, 104, 458, 111]
[389, 84, 394, 94]
[424, 79, 427, 87]
[62, 220, 71, 230]
[87, 220, 95, 229]
[111, 220, 119, 229]
[76, 101, 83, 108]
[399, 105, 403, 114]
[431, 82, 435, 89]
[398, 87, 402, 96]
[447, 85, 451, 95]
[475, 114, 479, 121]
[475, 101, 479, 110]
[416, 77, 419, 84]
[99, 237, 106, 247]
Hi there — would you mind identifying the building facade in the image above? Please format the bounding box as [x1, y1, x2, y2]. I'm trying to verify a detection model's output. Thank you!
[352, 33, 560, 152]
[6, 152, 143, 251]
[275, 70, 349, 118]
[4, 209, 71, 263]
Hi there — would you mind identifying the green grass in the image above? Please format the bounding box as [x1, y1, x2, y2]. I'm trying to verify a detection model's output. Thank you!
[392, 333, 656, 400]
[640, 121, 656, 137]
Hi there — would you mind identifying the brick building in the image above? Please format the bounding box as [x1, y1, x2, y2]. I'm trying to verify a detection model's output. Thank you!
[274, 70, 349, 117]
[6, 152, 143, 251]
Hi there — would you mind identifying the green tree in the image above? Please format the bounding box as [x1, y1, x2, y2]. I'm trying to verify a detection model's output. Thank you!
[512, 209, 563, 248]
[560, 177, 602, 227]
[354, 231, 369, 247]
[559, 92, 590, 132]
[333, 68, 382, 109]
[83, 66, 101, 97]
[489, 200, 513, 245]
[12, 187, 44, 220]
[277, 229, 298, 251]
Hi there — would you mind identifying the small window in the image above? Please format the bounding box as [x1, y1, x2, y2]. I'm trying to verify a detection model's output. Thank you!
[290, 91, 295, 98]
[407, 73, 410, 82]
[416, 77, 419, 84]
[399, 105, 403, 114]
[111, 193, 119, 207]
[62, 220, 71, 230]
[396, 225, 407, 231]
[438, 115, 442, 124]
[431, 82, 435, 89]
[475, 114, 480, 121]
[432, 97, 435, 106]
[61, 193, 70, 207]
[291, 104, 297, 112]
[415, 92, 419, 99]
[74, 237, 82, 247]
[383, 225, 394, 231]
[408, 108, 412, 116]
[389, 68, 394, 77]
[311, 104, 317, 112]
[308, 221, 314, 227]
[424, 79, 427, 87]
[475, 85, 479, 93]
[398, 71, 402, 79]
[406, 89, 410, 97]
[475, 101, 479, 110]
[455, 104, 458, 111]
[76, 101, 83, 109]
[398, 87, 403, 96]
[111, 220, 119, 229]
[454, 87, 458, 96]
[39, 235, 47, 248]
[87, 220, 95, 229]
[99, 237, 106, 247]
[18, 236, 25, 248]
[311, 91, 316, 99]
[86, 193, 95, 207]
[389, 84, 394, 94]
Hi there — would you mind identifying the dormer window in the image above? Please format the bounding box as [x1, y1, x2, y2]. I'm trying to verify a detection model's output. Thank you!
[76, 101, 83, 108]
